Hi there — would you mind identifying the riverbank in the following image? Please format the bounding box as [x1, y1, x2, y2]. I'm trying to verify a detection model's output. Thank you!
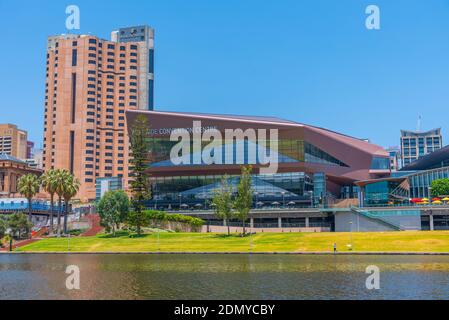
[14, 230, 449, 253]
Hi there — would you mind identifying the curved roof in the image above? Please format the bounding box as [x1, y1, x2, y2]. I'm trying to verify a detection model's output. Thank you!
[401, 145, 449, 171]
[127, 110, 388, 157]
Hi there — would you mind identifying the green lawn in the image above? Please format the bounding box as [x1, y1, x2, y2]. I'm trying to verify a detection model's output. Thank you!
[15, 230, 449, 253]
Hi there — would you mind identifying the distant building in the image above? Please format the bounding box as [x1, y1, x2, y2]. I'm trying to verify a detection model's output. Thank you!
[95, 177, 123, 200]
[400, 128, 442, 166]
[0, 154, 42, 198]
[26, 141, 34, 159]
[386, 146, 401, 171]
[0, 124, 28, 160]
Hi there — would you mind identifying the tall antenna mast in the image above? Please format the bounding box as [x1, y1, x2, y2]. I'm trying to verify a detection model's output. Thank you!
[417, 115, 422, 132]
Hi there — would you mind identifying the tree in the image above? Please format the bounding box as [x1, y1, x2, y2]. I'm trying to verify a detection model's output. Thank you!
[97, 190, 130, 235]
[431, 178, 449, 197]
[129, 114, 152, 235]
[40, 169, 58, 234]
[62, 174, 80, 234]
[7, 213, 32, 239]
[234, 166, 253, 235]
[212, 175, 234, 236]
[0, 217, 7, 239]
[17, 174, 40, 222]
[54, 169, 70, 237]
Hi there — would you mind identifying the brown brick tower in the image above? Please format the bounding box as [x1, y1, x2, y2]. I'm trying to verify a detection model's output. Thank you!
[43, 26, 154, 201]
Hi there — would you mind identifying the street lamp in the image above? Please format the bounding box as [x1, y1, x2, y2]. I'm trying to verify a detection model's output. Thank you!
[349, 221, 353, 251]
[178, 194, 182, 210]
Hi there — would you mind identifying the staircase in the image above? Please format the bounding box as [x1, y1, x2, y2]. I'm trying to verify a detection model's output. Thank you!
[350, 207, 402, 231]
[80, 214, 103, 236]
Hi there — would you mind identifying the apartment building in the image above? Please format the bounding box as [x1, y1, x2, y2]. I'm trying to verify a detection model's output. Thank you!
[43, 25, 154, 201]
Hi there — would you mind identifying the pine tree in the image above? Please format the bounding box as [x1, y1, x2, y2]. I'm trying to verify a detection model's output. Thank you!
[129, 115, 152, 235]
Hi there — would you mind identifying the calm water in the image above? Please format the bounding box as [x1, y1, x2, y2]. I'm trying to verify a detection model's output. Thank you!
[1, 254, 449, 300]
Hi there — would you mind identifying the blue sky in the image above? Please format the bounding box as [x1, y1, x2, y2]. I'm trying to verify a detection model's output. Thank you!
[1, 0, 449, 148]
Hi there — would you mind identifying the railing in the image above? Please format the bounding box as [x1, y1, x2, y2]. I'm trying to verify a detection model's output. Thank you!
[351, 207, 401, 231]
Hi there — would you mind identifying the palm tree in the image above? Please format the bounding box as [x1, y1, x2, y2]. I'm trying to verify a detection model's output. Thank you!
[17, 174, 40, 222]
[54, 169, 70, 237]
[40, 169, 58, 234]
[62, 175, 80, 234]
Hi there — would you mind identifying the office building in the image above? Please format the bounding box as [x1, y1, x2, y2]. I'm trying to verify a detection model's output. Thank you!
[400, 128, 442, 166]
[42, 25, 155, 201]
[0, 124, 28, 159]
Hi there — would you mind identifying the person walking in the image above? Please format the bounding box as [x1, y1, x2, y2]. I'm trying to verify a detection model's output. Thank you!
[333, 243, 337, 254]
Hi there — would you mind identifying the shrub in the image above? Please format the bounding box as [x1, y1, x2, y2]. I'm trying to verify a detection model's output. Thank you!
[140, 210, 204, 230]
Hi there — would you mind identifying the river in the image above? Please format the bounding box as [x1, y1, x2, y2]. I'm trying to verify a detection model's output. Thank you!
[1, 254, 449, 299]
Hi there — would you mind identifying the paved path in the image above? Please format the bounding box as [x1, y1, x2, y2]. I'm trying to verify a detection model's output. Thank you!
[0, 238, 43, 251]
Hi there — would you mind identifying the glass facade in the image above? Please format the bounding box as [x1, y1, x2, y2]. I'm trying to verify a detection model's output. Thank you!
[95, 177, 123, 200]
[408, 166, 449, 198]
[148, 172, 314, 209]
[370, 157, 390, 170]
[362, 180, 409, 206]
[147, 137, 349, 168]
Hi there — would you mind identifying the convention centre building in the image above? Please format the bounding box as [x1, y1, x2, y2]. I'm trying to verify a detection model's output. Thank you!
[126, 110, 391, 210]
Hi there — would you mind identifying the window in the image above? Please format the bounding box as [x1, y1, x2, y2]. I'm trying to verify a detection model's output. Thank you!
[72, 49, 78, 66]
[370, 157, 390, 170]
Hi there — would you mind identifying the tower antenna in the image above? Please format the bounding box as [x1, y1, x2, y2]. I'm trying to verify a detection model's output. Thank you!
[417, 115, 422, 132]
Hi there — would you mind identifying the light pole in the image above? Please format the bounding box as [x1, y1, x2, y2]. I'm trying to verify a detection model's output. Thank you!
[178, 194, 182, 210]
[349, 221, 353, 251]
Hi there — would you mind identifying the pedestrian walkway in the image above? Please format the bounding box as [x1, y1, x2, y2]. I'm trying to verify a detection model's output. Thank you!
[80, 214, 103, 236]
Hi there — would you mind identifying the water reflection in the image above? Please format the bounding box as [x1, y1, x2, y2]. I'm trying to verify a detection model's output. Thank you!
[1, 254, 449, 299]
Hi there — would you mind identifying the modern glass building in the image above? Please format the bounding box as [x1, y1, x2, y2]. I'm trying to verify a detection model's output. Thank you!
[127, 110, 391, 209]
[357, 145, 449, 205]
[95, 176, 123, 200]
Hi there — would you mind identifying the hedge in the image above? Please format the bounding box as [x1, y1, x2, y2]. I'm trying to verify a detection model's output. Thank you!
[143, 210, 204, 228]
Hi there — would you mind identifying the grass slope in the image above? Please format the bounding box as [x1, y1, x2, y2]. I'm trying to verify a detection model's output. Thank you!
[16, 231, 449, 253]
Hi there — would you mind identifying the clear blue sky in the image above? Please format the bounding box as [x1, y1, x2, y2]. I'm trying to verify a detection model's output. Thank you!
[1, 0, 449, 149]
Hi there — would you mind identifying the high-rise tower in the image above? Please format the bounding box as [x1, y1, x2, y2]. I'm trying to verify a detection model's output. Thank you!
[42, 25, 155, 201]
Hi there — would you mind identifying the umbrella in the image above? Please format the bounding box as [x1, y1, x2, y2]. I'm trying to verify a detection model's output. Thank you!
[422, 198, 429, 201]
[271, 201, 280, 205]
[432, 198, 441, 202]
[194, 203, 203, 207]
[433, 200, 442, 204]
[256, 201, 264, 206]
[180, 203, 189, 207]
[287, 201, 296, 205]
[442, 197, 449, 201]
